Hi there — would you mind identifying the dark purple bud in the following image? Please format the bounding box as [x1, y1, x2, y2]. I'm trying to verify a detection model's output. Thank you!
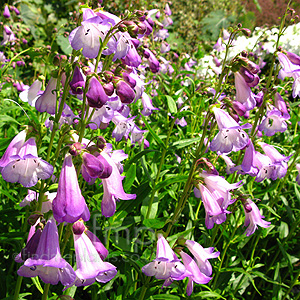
[232, 101, 247, 116]
[86, 77, 109, 108]
[137, 22, 147, 35]
[13, 6, 20, 15]
[122, 72, 136, 88]
[143, 20, 153, 35]
[241, 198, 252, 213]
[70, 66, 85, 95]
[3, 5, 10, 18]
[239, 66, 254, 83]
[82, 152, 112, 179]
[213, 56, 221, 67]
[69, 142, 82, 156]
[21, 228, 42, 260]
[130, 38, 140, 48]
[103, 82, 114, 96]
[123, 21, 139, 37]
[240, 28, 251, 37]
[115, 80, 136, 104]
[286, 51, 300, 66]
[72, 220, 86, 235]
[4, 25, 12, 35]
[22, 38, 28, 44]
[146, 17, 154, 27]
[16, 61, 25, 67]
[143, 49, 150, 59]
[144, 49, 160, 73]
[27, 213, 43, 226]
[96, 136, 106, 150]
[255, 91, 264, 107]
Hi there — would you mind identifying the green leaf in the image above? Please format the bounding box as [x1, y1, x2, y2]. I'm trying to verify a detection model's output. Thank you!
[143, 217, 168, 229]
[141, 116, 166, 149]
[191, 291, 226, 299]
[155, 175, 189, 191]
[169, 137, 201, 150]
[278, 221, 289, 239]
[0, 115, 21, 126]
[166, 95, 177, 114]
[31, 277, 43, 294]
[124, 163, 136, 191]
[56, 34, 73, 55]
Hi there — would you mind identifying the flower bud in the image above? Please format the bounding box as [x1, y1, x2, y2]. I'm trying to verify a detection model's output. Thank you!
[72, 220, 86, 235]
[21, 228, 42, 261]
[103, 82, 114, 96]
[69, 142, 82, 156]
[69, 66, 85, 95]
[286, 51, 300, 66]
[122, 72, 136, 88]
[232, 101, 247, 116]
[3, 5, 10, 19]
[86, 77, 109, 108]
[240, 28, 251, 37]
[115, 79, 136, 104]
[82, 152, 112, 179]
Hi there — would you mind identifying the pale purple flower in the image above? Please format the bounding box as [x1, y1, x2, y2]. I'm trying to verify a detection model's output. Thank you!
[210, 107, 250, 154]
[231, 140, 258, 176]
[20, 190, 55, 213]
[87, 104, 115, 130]
[213, 38, 225, 52]
[19, 80, 42, 107]
[122, 41, 142, 67]
[234, 72, 257, 111]
[185, 240, 220, 277]
[1, 138, 54, 187]
[142, 234, 186, 283]
[69, 17, 116, 59]
[253, 151, 276, 182]
[100, 152, 136, 217]
[35, 77, 58, 115]
[144, 49, 160, 73]
[141, 92, 159, 116]
[71, 228, 117, 287]
[242, 199, 271, 236]
[274, 92, 290, 119]
[85, 230, 108, 260]
[165, 3, 172, 15]
[52, 154, 90, 223]
[258, 106, 288, 136]
[1, 25, 15, 45]
[180, 251, 212, 296]
[0, 130, 26, 170]
[17, 219, 76, 286]
[219, 154, 235, 174]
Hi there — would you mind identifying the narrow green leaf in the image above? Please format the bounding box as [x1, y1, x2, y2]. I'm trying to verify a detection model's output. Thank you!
[141, 116, 166, 149]
[31, 277, 43, 294]
[124, 163, 136, 190]
[143, 217, 168, 229]
[166, 95, 177, 114]
[155, 175, 189, 191]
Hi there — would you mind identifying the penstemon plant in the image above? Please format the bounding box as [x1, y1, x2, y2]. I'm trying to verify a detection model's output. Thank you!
[1, 0, 300, 299]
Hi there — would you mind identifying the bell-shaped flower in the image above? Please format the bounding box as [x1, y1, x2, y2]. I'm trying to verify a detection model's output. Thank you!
[86, 77, 109, 108]
[142, 234, 186, 283]
[69, 16, 116, 59]
[52, 154, 90, 223]
[0, 130, 26, 170]
[144, 49, 160, 73]
[1, 138, 54, 187]
[180, 251, 212, 296]
[19, 80, 42, 107]
[274, 92, 290, 119]
[242, 199, 271, 236]
[17, 219, 77, 286]
[200, 171, 242, 210]
[234, 72, 257, 111]
[70, 66, 85, 95]
[253, 151, 276, 182]
[141, 92, 159, 116]
[71, 227, 117, 287]
[122, 41, 142, 67]
[87, 104, 115, 130]
[185, 240, 220, 277]
[1, 25, 16, 45]
[115, 79, 136, 104]
[210, 107, 250, 154]
[100, 152, 136, 217]
[35, 77, 58, 115]
[85, 230, 108, 260]
[194, 183, 224, 229]
[258, 106, 288, 136]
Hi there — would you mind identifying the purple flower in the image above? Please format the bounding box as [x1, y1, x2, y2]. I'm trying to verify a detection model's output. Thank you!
[52, 154, 90, 223]
[242, 199, 271, 236]
[122, 41, 142, 67]
[194, 183, 224, 229]
[87, 104, 115, 130]
[82, 152, 112, 179]
[258, 106, 288, 136]
[3, 5, 10, 18]
[210, 107, 250, 154]
[234, 72, 257, 111]
[115, 79, 136, 104]
[277, 52, 300, 98]
[179, 251, 212, 296]
[144, 49, 160, 73]
[1, 25, 16, 45]
[85, 230, 108, 260]
[141, 92, 159, 116]
[0, 130, 26, 170]
[274, 92, 290, 119]
[1, 138, 54, 187]
[19, 80, 42, 107]
[70, 66, 85, 95]
[185, 240, 220, 277]
[35, 77, 58, 115]
[142, 234, 186, 283]
[100, 152, 136, 217]
[296, 164, 300, 185]
[17, 219, 76, 286]
[165, 3, 172, 15]
[69, 17, 116, 59]
[86, 77, 109, 108]
[71, 227, 117, 287]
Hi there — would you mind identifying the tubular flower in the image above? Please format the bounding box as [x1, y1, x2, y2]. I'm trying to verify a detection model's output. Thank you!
[52, 154, 90, 223]
[142, 234, 186, 285]
[242, 199, 271, 236]
[210, 107, 250, 154]
[17, 219, 76, 286]
[1, 137, 54, 187]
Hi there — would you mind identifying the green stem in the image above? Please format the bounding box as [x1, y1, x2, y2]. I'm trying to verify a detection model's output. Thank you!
[42, 283, 50, 300]
[13, 275, 23, 300]
[282, 268, 300, 300]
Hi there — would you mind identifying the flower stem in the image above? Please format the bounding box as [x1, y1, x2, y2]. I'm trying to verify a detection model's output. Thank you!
[42, 283, 50, 300]
[13, 275, 23, 300]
